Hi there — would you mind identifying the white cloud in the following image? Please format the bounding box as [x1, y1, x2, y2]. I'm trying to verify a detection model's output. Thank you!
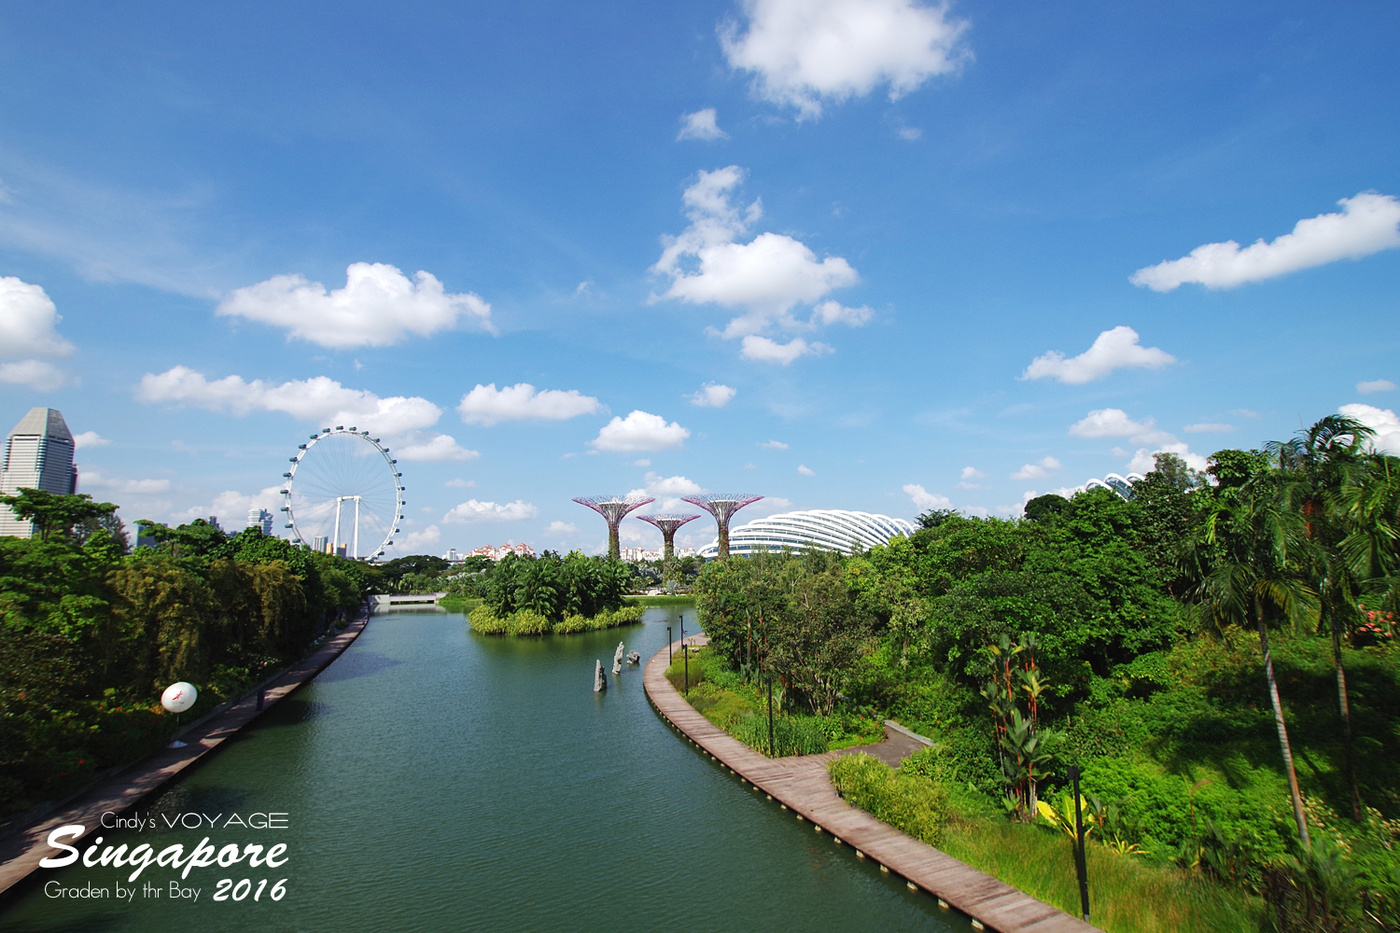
[396, 525, 442, 551]
[1183, 422, 1235, 434]
[897, 126, 922, 141]
[443, 499, 539, 524]
[1022, 326, 1175, 385]
[740, 335, 830, 364]
[688, 382, 737, 407]
[546, 520, 578, 536]
[137, 365, 441, 432]
[811, 300, 874, 327]
[0, 276, 75, 390]
[651, 166, 861, 344]
[1130, 192, 1400, 292]
[445, 478, 476, 488]
[761, 439, 789, 449]
[1358, 379, 1396, 395]
[176, 484, 284, 530]
[631, 459, 652, 467]
[457, 382, 602, 426]
[394, 434, 480, 462]
[0, 276, 74, 359]
[217, 262, 493, 348]
[903, 483, 952, 510]
[958, 465, 987, 489]
[642, 472, 705, 497]
[73, 430, 109, 449]
[720, 0, 970, 119]
[1126, 443, 1209, 475]
[678, 108, 729, 141]
[82, 471, 172, 497]
[1069, 408, 1163, 441]
[1339, 403, 1400, 455]
[589, 410, 690, 452]
[0, 360, 71, 391]
[1011, 456, 1061, 481]
[797, 464, 815, 476]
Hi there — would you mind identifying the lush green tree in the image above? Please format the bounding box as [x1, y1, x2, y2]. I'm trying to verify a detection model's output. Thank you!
[1, 489, 118, 542]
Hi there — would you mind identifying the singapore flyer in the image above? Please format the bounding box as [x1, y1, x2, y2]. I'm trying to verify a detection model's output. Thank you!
[280, 426, 404, 561]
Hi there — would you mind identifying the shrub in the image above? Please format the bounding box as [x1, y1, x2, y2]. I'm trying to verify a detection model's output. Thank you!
[731, 711, 829, 757]
[508, 609, 553, 636]
[468, 604, 508, 635]
[829, 752, 948, 846]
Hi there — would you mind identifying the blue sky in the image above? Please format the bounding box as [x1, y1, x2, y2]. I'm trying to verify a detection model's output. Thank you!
[1, 0, 1397, 557]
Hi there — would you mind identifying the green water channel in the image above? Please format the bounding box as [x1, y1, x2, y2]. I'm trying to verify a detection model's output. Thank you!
[1, 607, 971, 932]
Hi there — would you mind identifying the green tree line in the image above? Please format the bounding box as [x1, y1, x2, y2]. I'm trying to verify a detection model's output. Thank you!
[0, 491, 370, 820]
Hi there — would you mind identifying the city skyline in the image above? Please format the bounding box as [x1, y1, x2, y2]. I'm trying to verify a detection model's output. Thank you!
[0, 0, 1396, 558]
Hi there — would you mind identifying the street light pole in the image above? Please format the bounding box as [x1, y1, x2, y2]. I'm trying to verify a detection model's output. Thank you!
[1070, 765, 1090, 922]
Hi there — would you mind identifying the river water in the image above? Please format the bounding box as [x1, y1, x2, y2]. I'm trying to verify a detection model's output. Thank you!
[1, 607, 969, 932]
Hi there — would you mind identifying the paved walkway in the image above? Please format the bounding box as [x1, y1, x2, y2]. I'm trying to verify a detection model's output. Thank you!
[0, 614, 369, 899]
[644, 638, 1100, 933]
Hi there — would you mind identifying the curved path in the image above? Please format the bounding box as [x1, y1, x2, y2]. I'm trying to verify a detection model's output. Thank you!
[0, 613, 370, 899]
[644, 638, 1100, 933]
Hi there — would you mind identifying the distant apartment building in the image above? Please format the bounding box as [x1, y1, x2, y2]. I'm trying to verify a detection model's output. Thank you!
[467, 542, 536, 561]
[0, 407, 79, 538]
[619, 546, 697, 562]
[246, 507, 274, 535]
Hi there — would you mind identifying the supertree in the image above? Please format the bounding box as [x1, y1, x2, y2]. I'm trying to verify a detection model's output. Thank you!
[637, 513, 701, 584]
[572, 493, 654, 560]
[681, 494, 763, 559]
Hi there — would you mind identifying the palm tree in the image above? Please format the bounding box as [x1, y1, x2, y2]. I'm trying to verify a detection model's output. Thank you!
[1185, 483, 1315, 846]
[1269, 415, 1375, 821]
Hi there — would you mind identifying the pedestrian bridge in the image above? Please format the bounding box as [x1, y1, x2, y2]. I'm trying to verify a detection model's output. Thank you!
[370, 592, 447, 608]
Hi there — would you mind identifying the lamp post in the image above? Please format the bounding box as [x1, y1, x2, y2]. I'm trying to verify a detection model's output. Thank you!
[1069, 765, 1090, 922]
[666, 625, 672, 666]
[679, 617, 688, 695]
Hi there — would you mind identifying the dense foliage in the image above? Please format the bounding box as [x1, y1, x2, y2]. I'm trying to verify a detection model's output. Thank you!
[0, 494, 369, 821]
[687, 420, 1400, 931]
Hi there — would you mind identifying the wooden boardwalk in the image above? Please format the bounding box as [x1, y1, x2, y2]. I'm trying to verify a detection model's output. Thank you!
[0, 614, 370, 899]
[644, 638, 1100, 933]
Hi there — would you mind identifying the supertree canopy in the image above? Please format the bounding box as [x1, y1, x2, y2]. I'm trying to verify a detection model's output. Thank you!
[636, 513, 701, 564]
[681, 493, 763, 559]
[572, 493, 654, 560]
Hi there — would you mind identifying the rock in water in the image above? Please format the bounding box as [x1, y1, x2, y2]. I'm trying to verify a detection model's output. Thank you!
[627, 650, 641, 665]
[594, 660, 606, 692]
[613, 642, 626, 666]
[612, 657, 622, 675]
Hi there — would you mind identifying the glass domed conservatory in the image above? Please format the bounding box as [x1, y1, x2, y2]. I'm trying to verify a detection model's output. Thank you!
[698, 509, 916, 559]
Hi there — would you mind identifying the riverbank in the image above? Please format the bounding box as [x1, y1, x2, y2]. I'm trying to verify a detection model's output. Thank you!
[642, 638, 1099, 933]
[0, 612, 370, 899]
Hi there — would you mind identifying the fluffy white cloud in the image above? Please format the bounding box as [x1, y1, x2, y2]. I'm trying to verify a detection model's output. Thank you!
[138, 365, 441, 431]
[903, 483, 952, 510]
[0, 277, 76, 390]
[1022, 326, 1176, 384]
[678, 108, 729, 141]
[589, 410, 690, 452]
[0, 276, 74, 359]
[1339, 403, 1400, 455]
[688, 382, 737, 407]
[445, 478, 476, 488]
[396, 525, 442, 550]
[1126, 443, 1209, 474]
[217, 262, 493, 348]
[0, 360, 70, 391]
[652, 166, 861, 343]
[176, 484, 283, 530]
[1069, 408, 1163, 441]
[73, 430, 110, 449]
[394, 434, 480, 462]
[720, 0, 969, 118]
[959, 465, 987, 489]
[443, 499, 539, 523]
[457, 382, 602, 426]
[1131, 192, 1400, 292]
[1011, 456, 1061, 481]
[1183, 422, 1235, 434]
[797, 464, 815, 476]
[82, 471, 172, 496]
[637, 472, 705, 498]
[740, 335, 830, 364]
[1358, 379, 1397, 395]
[761, 439, 789, 449]
[546, 520, 578, 536]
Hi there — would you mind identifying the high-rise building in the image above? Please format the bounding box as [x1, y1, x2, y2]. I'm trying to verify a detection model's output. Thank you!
[0, 408, 79, 538]
[246, 507, 274, 535]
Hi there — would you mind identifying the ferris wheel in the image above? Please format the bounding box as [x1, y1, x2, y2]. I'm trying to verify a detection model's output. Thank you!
[280, 426, 405, 561]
